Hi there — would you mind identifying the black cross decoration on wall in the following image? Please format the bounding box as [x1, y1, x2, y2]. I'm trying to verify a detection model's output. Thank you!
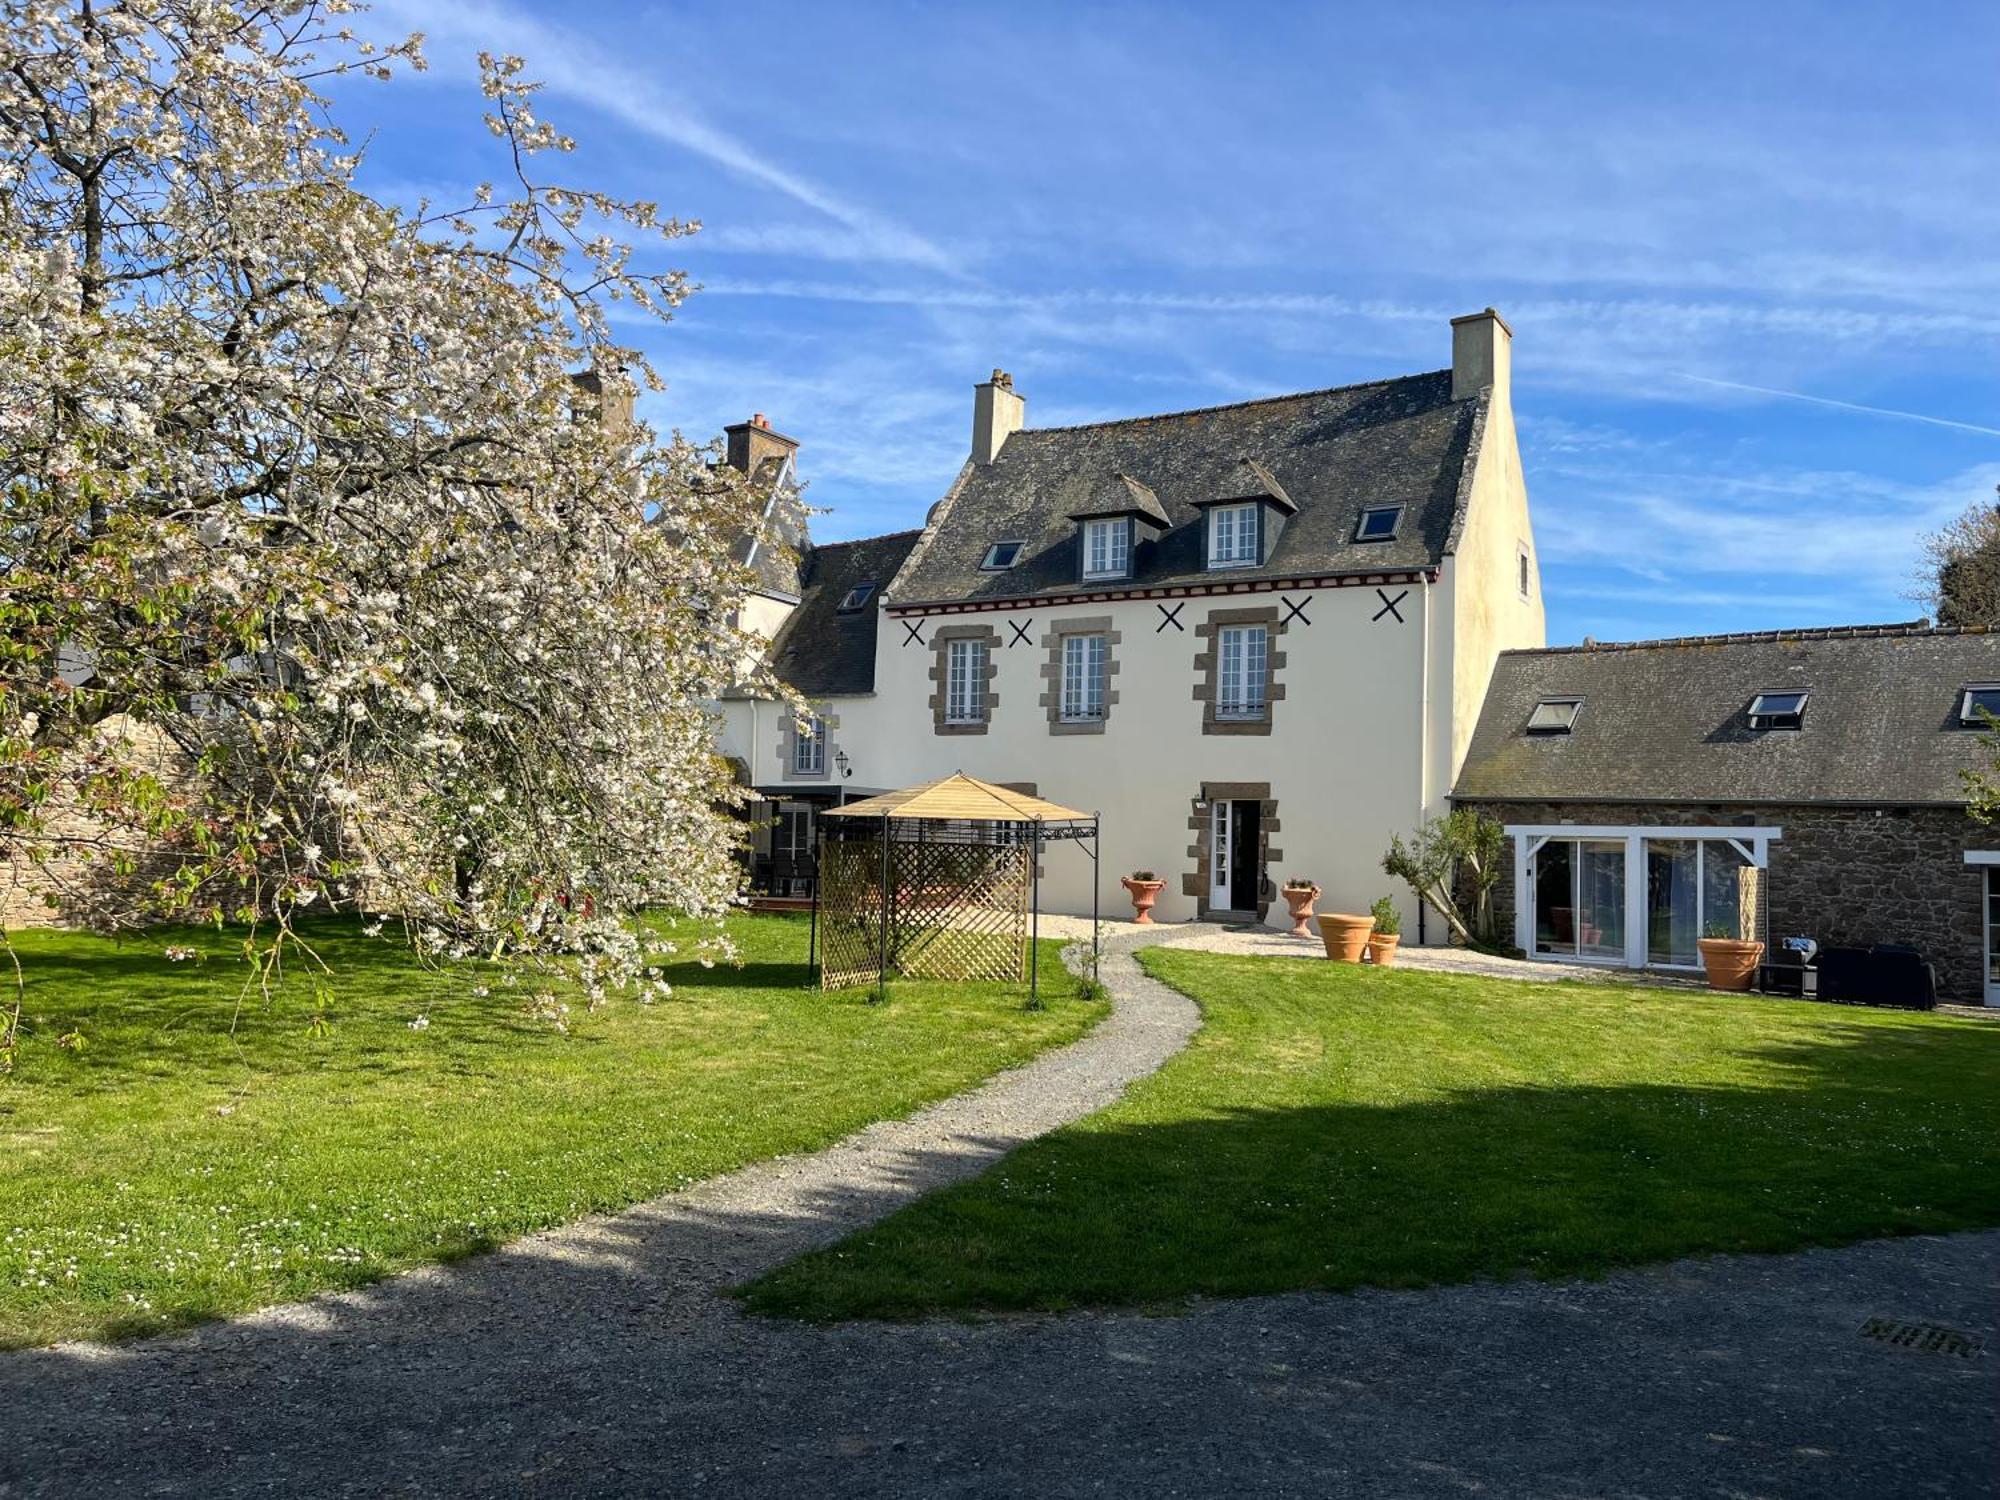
[1372, 588, 1409, 624]
[1155, 602, 1186, 633]
[1280, 595, 1312, 628]
[900, 619, 926, 647]
[1008, 619, 1033, 648]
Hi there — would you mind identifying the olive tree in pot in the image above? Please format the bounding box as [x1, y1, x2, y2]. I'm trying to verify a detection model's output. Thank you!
[1365, 896, 1402, 965]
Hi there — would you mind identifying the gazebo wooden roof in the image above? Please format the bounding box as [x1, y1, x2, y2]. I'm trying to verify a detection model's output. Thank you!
[821, 772, 1091, 826]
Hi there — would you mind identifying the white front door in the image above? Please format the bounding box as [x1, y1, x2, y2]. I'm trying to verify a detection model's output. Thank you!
[1210, 800, 1232, 910]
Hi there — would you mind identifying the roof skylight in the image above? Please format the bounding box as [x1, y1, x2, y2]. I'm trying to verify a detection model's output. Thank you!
[836, 582, 875, 613]
[1958, 684, 2000, 728]
[1746, 690, 1808, 731]
[980, 540, 1025, 571]
[1525, 697, 1582, 734]
[1355, 505, 1402, 543]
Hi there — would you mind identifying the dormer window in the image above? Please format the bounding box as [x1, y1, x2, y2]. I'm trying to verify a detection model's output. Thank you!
[836, 582, 875, 613]
[980, 540, 1025, 571]
[1208, 503, 1260, 568]
[1526, 697, 1582, 734]
[1356, 506, 1402, 543]
[1082, 517, 1131, 580]
[1747, 690, 1808, 731]
[1958, 684, 2000, 727]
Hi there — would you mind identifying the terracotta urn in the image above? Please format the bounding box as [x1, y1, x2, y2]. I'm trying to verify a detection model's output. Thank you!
[1121, 876, 1166, 924]
[1697, 936, 1763, 992]
[1366, 932, 1401, 967]
[1318, 912, 1375, 963]
[1280, 884, 1320, 940]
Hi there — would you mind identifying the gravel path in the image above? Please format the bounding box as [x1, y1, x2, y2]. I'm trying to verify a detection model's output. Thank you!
[3, 930, 1993, 1497]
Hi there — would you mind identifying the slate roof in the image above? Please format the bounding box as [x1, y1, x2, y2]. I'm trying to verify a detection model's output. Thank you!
[764, 529, 922, 697]
[1454, 623, 2000, 807]
[889, 370, 1484, 608]
[726, 456, 807, 598]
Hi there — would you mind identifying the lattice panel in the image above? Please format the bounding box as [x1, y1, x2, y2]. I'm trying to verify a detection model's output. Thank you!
[817, 838, 889, 990]
[890, 840, 1029, 983]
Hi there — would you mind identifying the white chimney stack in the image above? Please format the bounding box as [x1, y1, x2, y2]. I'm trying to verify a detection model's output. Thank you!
[972, 369, 1025, 465]
[1450, 308, 1513, 403]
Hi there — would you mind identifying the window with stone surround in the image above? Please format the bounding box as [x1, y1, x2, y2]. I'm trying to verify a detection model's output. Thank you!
[928, 623, 1001, 735]
[1039, 616, 1121, 735]
[1191, 605, 1287, 736]
[793, 715, 826, 775]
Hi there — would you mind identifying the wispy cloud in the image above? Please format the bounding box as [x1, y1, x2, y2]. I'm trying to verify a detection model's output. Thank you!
[1672, 374, 2000, 439]
[370, 0, 957, 273]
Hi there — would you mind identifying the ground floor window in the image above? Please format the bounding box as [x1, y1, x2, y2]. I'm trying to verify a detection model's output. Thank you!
[1515, 825, 1775, 970]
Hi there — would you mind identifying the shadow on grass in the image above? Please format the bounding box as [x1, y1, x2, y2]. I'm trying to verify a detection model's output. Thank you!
[740, 1011, 2000, 1320]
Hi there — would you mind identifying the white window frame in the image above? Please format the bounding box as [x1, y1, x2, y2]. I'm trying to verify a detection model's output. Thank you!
[981, 540, 1025, 572]
[945, 638, 987, 724]
[1509, 825, 1780, 971]
[1215, 623, 1268, 721]
[792, 716, 826, 776]
[1207, 503, 1259, 569]
[1082, 518, 1131, 581]
[1060, 632, 1108, 722]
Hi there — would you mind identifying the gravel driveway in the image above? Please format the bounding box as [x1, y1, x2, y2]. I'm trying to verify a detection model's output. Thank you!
[3, 929, 1992, 1498]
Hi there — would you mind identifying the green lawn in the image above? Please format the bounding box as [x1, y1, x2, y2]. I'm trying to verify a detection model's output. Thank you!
[743, 949, 2000, 1321]
[0, 914, 1099, 1347]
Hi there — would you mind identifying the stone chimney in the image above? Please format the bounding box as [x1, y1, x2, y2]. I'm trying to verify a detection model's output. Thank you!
[972, 370, 1025, 465]
[1450, 308, 1513, 403]
[723, 412, 800, 476]
[570, 364, 635, 435]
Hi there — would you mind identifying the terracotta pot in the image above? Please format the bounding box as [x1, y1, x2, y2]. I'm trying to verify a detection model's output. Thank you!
[1366, 932, 1401, 967]
[1697, 936, 1764, 992]
[1280, 885, 1320, 940]
[1318, 912, 1375, 963]
[1121, 877, 1166, 924]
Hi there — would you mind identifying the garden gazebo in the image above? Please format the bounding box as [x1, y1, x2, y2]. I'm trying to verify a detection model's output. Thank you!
[809, 772, 1100, 1006]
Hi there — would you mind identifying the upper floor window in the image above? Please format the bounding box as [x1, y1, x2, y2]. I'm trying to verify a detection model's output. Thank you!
[1208, 503, 1260, 568]
[836, 582, 874, 613]
[1082, 518, 1131, 580]
[794, 715, 826, 775]
[1060, 633, 1108, 722]
[1355, 505, 1402, 543]
[1216, 624, 1268, 721]
[1958, 684, 2000, 727]
[981, 540, 1025, 571]
[1746, 690, 1808, 731]
[1518, 543, 1533, 599]
[946, 638, 988, 724]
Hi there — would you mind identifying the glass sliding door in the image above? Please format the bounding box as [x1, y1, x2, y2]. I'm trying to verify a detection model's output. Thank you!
[1701, 841, 1751, 940]
[1646, 839, 1699, 966]
[1532, 838, 1575, 956]
[1576, 840, 1626, 959]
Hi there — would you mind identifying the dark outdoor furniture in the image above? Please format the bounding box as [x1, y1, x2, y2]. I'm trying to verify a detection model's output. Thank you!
[1757, 946, 1810, 998]
[1814, 945, 1938, 1011]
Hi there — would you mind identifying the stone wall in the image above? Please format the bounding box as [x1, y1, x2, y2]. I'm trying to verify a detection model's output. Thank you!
[1457, 799, 2000, 1003]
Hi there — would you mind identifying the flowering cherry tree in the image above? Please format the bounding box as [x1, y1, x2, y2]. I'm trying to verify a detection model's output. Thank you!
[0, 0, 780, 1045]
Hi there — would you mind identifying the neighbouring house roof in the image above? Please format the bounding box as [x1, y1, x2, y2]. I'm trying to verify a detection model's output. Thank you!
[1453, 622, 2000, 807]
[822, 772, 1092, 824]
[764, 529, 923, 697]
[888, 370, 1484, 608]
[726, 455, 808, 599]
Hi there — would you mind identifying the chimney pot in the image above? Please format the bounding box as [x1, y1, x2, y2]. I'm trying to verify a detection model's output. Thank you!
[752, 412, 770, 429]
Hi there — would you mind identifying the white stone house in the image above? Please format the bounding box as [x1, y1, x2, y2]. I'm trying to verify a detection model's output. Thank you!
[716, 309, 1544, 933]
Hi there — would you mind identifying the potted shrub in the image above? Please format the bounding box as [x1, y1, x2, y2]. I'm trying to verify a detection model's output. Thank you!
[1365, 896, 1401, 966]
[1279, 876, 1320, 940]
[1317, 908, 1375, 963]
[1120, 870, 1166, 924]
[1696, 923, 1763, 991]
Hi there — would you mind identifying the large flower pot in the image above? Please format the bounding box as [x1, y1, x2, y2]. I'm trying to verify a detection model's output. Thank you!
[1280, 885, 1320, 940]
[1366, 932, 1401, 967]
[1697, 936, 1764, 992]
[1318, 912, 1375, 963]
[1121, 877, 1166, 924]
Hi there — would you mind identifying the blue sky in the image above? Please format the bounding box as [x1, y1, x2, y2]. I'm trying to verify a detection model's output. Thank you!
[348, 1, 2000, 644]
